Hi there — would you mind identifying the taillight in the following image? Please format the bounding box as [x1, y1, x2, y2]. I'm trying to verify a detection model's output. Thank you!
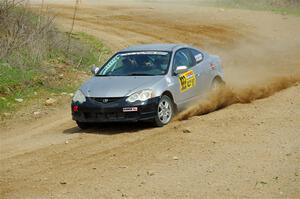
[72, 105, 79, 112]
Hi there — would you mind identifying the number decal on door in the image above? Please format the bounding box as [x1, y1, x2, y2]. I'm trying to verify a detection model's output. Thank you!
[179, 70, 196, 92]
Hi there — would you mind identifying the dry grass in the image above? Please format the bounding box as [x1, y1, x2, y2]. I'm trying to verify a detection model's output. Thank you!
[0, 0, 55, 67]
[0, 0, 110, 114]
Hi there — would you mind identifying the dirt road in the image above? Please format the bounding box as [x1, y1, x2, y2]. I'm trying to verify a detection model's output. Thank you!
[1, 1, 300, 198]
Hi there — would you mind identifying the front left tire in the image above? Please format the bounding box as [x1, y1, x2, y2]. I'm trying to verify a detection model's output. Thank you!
[153, 95, 174, 127]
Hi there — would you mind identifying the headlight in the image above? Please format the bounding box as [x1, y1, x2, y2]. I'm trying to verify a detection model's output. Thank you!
[73, 90, 86, 103]
[126, 89, 153, 103]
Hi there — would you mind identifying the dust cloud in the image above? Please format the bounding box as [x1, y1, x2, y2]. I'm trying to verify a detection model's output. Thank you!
[175, 75, 300, 121]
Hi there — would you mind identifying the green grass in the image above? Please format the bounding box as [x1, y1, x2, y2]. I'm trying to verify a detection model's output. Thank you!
[68, 32, 111, 69]
[0, 61, 78, 113]
[0, 62, 39, 112]
[271, 7, 300, 16]
[0, 63, 37, 94]
[212, 0, 300, 16]
[0, 33, 110, 115]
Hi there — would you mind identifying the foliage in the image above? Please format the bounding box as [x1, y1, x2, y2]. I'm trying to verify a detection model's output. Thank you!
[0, 1, 110, 114]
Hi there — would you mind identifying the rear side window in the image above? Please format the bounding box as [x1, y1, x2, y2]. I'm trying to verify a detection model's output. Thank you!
[173, 49, 195, 69]
[190, 49, 204, 64]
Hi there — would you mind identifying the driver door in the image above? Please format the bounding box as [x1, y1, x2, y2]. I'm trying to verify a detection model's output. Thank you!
[171, 48, 198, 107]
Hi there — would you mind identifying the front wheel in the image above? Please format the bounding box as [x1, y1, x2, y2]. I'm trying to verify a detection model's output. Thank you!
[153, 95, 174, 127]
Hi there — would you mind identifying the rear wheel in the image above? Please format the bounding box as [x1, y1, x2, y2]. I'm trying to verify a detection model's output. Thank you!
[153, 95, 174, 127]
[76, 121, 91, 130]
[211, 77, 225, 91]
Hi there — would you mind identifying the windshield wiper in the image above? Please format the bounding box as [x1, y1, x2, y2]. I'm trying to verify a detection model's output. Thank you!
[127, 73, 154, 76]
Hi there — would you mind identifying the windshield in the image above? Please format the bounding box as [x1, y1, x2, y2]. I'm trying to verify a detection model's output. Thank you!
[97, 51, 171, 76]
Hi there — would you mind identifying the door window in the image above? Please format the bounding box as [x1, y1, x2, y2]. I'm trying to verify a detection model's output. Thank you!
[173, 49, 195, 69]
[190, 49, 204, 64]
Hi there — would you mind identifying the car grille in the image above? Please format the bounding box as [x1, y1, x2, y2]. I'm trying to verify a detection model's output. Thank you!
[84, 112, 137, 120]
[89, 97, 124, 104]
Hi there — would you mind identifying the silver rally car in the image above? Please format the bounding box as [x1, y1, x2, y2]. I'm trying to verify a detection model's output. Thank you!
[72, 44, 224, 128]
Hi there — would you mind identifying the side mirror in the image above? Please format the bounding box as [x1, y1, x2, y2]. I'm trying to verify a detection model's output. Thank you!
[174, 65, 188, 75]
[91, 65, 100, 75]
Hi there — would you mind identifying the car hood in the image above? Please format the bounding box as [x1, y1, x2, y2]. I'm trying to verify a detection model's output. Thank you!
[81, 76, 164, 97]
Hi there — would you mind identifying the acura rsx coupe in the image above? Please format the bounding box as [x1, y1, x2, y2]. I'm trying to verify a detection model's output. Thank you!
[71, 44, 224, 129]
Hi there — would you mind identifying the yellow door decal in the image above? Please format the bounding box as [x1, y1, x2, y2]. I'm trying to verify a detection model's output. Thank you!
[179, 70, 196, 92]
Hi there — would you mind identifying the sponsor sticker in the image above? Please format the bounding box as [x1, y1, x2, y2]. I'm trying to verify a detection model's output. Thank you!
[102, 55, 121, 74]
[195, 53, 203, 62]
[121, 51, 168, 56]
[123, 107, 138, 112]
[179, 70, 196, 92]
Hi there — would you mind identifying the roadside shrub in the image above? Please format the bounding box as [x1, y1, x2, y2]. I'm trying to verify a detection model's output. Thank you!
[0, 0, 54, 67]
[0, 0, 110, 113]
[0, 0, 108, 70]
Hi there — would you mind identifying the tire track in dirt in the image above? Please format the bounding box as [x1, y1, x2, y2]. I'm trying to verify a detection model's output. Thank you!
[42, 4, 244, 48]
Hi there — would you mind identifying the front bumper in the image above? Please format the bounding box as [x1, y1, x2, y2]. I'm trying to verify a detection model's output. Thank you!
[72, 97, 160, 123]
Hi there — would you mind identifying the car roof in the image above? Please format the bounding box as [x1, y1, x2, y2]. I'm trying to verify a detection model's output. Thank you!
[119, 43, 186, 52]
